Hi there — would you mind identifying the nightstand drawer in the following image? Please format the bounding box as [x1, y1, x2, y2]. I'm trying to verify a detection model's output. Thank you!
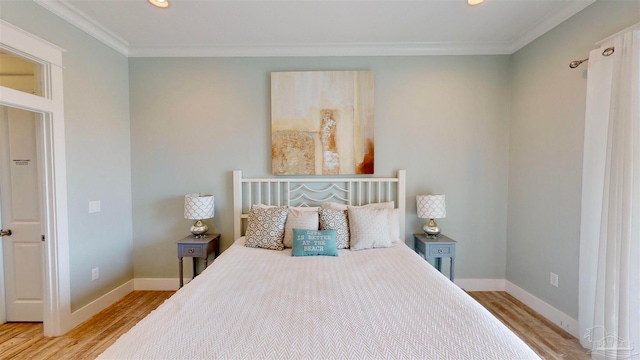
[179, 245, 203, 257]
[414, 233, 456, 281]
[428, 244, 454, 257]
[177, 234, 220, 288]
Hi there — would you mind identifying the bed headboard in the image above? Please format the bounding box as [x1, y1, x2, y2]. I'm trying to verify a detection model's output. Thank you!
[233, 170, 406, 242]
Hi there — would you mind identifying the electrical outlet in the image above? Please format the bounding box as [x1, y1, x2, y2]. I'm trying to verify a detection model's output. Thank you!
[92, 267, 99, 281]
[550, 272, 559, 287]
[89, 200, 101, 213]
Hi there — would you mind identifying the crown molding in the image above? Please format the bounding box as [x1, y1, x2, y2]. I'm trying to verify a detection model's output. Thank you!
[34, 0, 129, 56]
[127, 41, 511, 58]
[35, 0, 592, 58]
[508, 0, 595, 54]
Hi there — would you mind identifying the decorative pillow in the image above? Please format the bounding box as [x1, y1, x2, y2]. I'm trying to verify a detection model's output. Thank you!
[318, 208, 350, 249]
[322, 202, 398, 243]
[291, 229, 338, 257]
[347, 206, 392, 250]
[283, 208, 319, 248]
[244, 205, 289, 250]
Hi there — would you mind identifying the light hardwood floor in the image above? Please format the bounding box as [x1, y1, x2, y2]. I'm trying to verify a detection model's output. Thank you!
[468, 291, 590, 359]
[0, 290, 588, 359]
[0, 291, 173, 359]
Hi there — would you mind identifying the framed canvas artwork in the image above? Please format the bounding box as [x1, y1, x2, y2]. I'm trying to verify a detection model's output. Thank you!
[271, 71, 374, 175]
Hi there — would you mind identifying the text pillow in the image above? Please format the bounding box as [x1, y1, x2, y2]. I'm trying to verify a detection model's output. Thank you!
[292, 229, 338, 257]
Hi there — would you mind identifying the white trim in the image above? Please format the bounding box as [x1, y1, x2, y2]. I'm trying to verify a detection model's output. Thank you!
[133, 278, 189, 291]
[508, 0, 594, 53]
[0, 20, 70, 336]
[505, 281, 579, 338]
[456, 279, 579, 338]
[33, 0, 129, 57]
[32, 0, 591, 58]
[455, 278, 506, 291]
[0, 20, 65, 67]
[0, 87, 56, 113]
[69, 280, 134, 328]
[128, 42, 511, 58]
[65, 278, 184, 330]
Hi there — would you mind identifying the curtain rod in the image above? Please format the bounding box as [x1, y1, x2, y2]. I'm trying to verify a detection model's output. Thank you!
[569, 47, 615, 69]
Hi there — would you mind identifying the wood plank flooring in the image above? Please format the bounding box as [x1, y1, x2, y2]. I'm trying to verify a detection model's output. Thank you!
[0, 290, 588, 359]
[468, 291, 589, 359]
[0, 291, 173, 359]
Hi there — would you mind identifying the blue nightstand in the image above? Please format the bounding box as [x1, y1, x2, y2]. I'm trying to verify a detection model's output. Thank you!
[414, 233, 456, 281]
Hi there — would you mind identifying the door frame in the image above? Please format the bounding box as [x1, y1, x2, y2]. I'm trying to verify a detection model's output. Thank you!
[0, 20, 70, 336]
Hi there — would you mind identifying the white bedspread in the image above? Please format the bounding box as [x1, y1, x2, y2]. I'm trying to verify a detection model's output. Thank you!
[98, 238, 540, 359]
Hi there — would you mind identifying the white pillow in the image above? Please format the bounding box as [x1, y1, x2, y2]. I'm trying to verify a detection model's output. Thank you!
[322, 201, 394, 211]
[388, 208, 401, 243]
[347, 206, 392, 250]
[292, 206, 320, 212]
[323, 202, 400, 242]
[367, 201, 395, 209]
[258, 204, 318, 211]
[283, 208, 319, 248]
[321, 202, 348, 210]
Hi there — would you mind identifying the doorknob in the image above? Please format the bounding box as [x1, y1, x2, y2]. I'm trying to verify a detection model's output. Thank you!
[0, 229, 12, 237]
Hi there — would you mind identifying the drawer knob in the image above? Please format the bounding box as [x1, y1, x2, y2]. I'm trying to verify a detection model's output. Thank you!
[438, 248, 443, 254]
[188, 248, 194, 254]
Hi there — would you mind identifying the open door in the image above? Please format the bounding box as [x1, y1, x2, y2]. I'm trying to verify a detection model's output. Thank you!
[0, 105, 44, 322]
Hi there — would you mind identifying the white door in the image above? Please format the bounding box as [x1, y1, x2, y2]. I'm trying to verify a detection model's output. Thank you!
[0, 105, 44, 322]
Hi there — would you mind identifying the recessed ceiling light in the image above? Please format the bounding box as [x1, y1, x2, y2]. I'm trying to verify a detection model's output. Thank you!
[149, 0, 168, 8]
[468, 0, 484, 5]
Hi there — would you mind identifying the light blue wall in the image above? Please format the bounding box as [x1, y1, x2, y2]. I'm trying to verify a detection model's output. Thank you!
[507, 0, 640, 319]
[129, 56, 511, 279]
[0, 2, 133, 311]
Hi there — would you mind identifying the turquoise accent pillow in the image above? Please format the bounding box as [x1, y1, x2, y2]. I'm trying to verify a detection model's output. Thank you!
[291, 229, 338, 257]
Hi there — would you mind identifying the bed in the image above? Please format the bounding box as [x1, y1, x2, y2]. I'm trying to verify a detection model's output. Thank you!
[98, 170, 540, 359]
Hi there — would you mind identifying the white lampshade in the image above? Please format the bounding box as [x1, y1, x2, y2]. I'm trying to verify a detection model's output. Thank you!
[416, 195, 446, 219]
[184, 194, 215, 220]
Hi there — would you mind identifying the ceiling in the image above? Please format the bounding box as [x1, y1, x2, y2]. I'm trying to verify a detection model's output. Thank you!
[34, 0, 595, 57]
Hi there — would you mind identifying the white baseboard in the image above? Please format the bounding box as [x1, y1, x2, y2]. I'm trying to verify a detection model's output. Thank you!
[455, 278, 579, 338]
[455, 278, 506, 291]
[505, 281, 579, 338]
[133, 278, 190, 291]
[67, 278, 186, 330]
[70, 280, 134, 328]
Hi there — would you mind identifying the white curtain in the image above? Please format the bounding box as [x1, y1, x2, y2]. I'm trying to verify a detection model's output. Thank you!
[579, 30, 640, 359]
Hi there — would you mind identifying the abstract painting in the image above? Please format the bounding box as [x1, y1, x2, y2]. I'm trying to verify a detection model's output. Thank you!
[271, 71, 374, 175]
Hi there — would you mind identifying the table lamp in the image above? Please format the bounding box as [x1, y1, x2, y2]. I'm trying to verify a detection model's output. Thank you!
[416, 194, 446, 238]
[184, 194, 214, 238]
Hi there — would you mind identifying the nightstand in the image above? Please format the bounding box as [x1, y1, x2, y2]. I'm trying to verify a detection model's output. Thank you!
[414, 233, 456, 281]
[177, 234, 220, 288]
